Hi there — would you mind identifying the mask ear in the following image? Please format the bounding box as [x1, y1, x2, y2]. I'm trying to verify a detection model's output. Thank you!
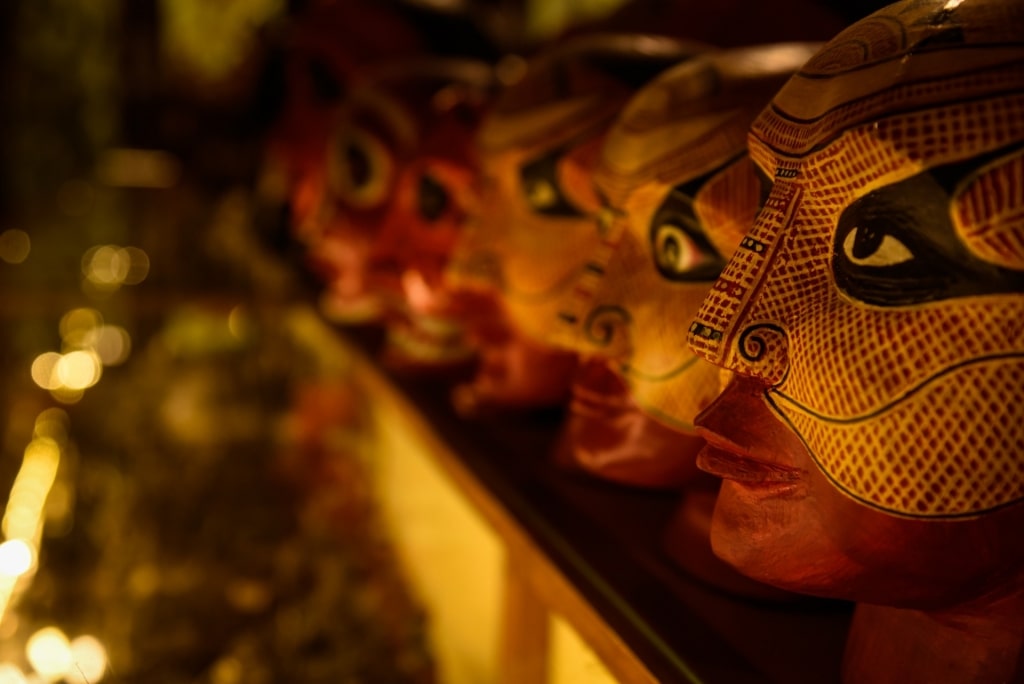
[952, 146, 1024, 270]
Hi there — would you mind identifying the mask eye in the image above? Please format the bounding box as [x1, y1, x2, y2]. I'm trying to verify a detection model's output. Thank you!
[329, 128, 392, 209]
[519, 152, 584, 217]
[525, 177, 558, 210]
[831, 164, 1023, 306]
[841, 226, 914, 267]
[654, 224, 711, 273]
[649, 183, 726, 282]
[418, 174, 449, 222]
[651, 220, 726, 281]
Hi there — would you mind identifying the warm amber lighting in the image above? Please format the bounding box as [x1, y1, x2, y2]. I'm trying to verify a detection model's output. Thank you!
[121, 246, 150, 284]
[227, 305, 251, 341]
[49, 387, 85, 405]
[55, 351, 101, 390]
[0, 664, 28, 684]
[3, 438, 60, 541]
[0, 575, 16, 630]
[81, 245, 149, 290]
[26, 627, 73, 682]
[33, 409, 69, 443]
[209, 656, 243, 684]
[82, 245, 129, 287]
[0, 230, 30, 265]
[97, 148, 180, 188]
[0, 540, 34, 578]
[30, 353, 63, 391]
[59, 308, 103, 340]
[84, 325, 131, 366]
[66, 635, 107, 684]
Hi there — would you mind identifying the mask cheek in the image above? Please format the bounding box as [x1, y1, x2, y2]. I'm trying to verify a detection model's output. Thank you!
[776, 357, 1024, 517]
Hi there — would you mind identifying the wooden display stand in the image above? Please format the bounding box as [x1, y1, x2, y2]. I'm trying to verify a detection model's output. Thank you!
[321, 320, 853, 683]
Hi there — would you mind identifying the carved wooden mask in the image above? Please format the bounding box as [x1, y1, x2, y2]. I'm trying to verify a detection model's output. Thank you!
[303, 60, 494, 363]
[686, 0, 1024, 601]
[550, 45, 819, 487]
[445, 34, 706, 408]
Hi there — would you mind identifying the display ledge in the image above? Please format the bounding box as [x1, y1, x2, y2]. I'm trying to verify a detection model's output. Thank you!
[339, 324, 853, 684]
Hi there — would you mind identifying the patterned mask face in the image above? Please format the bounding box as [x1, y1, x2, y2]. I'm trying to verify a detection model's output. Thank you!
[554, 45, 819, 436]
[688, 1, 1024, 519]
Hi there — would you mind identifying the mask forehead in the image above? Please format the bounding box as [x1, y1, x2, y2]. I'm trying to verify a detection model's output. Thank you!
[553, 45, 817, 429]
[689, 0, 1024, 517]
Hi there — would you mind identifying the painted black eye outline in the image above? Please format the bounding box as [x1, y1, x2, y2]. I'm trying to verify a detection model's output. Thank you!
[418, 174, 449, 223]
[518, 151, 585, 218]
[839, 223, 915, 267]
[830, 167, 1021, 307]
[328, 127, 392, 209]
[649, 187, 727, 282]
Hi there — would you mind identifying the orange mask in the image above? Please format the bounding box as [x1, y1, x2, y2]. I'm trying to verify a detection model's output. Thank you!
[446, 34, 706, 410]
[552, 44, 819, 488]
[687, 0, 1024, 602]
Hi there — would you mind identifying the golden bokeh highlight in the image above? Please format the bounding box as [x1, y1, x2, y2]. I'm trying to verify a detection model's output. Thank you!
[35, 311, 133, 399]
[59, 308, 103, 341]
[3, 437, 61, 542]
[55, 351, 102, 391]
[85, 325, 131, 366]
[0, 664, 28, 684]
[66, 635, 108, 684]
[49, 387, 85, 406]
[33, 409, 69, 443]
[81, 245, 150, 291]
[25, 627, 73, 682]
[0, 230, 30, 265]
[30, 353, 63, 392]
[0, 540, 34, 578]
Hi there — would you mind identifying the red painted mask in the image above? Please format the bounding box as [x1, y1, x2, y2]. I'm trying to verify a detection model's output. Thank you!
[303, 60, 496, 367]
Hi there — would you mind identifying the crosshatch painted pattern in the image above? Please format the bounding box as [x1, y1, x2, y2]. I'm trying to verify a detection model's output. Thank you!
[688, 1, 1024, 517]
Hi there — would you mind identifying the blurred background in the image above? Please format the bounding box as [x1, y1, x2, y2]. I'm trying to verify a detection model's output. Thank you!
[0, 1, 887, 682]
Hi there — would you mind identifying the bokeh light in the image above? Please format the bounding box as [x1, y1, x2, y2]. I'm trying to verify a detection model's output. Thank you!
[121, 247, 150, 284]
[66, 635, 107, 684]
[80, 245, 149, 292]
[25, 627, 72, 682]
[55, 351, 102, 390]
[85, 325, 131, 366]
[0, 540, 35, 578]
[0, 230, 30, 265]
[33, 409, 69, 444]
[59, 308, 103, 341]
[0, 664, 28, 684]
[30, 354, 63, 391]
[3, 437, 61, 540]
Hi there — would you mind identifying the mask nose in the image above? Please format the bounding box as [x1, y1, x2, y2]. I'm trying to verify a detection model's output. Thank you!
[687, 182, 801, 387]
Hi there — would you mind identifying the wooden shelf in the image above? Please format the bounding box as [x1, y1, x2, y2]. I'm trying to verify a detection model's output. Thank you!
[344, 326, 853, 683]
